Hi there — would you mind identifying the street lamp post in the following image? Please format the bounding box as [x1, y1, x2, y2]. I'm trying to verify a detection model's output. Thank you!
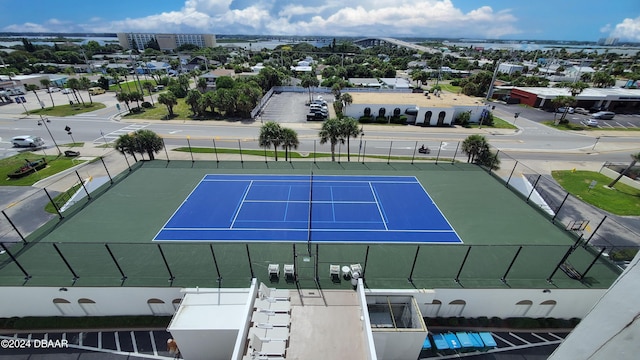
[38, 115, 62, 155]
[592, 136, 601, 150]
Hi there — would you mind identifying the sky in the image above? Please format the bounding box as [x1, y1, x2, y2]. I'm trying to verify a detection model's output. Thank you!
[0, 0, 639, 42]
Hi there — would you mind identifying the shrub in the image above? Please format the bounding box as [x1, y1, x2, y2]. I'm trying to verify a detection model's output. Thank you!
[358, 116, 373, 124]
[141, 101, 152, 108]
[375, 116, 387, 124]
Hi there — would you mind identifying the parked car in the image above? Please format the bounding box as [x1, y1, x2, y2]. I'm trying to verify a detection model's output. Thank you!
[62, 88, 71, 94]
[307, 112, 327, 121]
[12, 135, 45, 148]
[556, 107, 574, 114]
[582, 119, 599, 127]
[46, 87, 61, 93]
[88, 87, 106, 95]
[591, 111, 615, 120]
[574, 107, 590, 115]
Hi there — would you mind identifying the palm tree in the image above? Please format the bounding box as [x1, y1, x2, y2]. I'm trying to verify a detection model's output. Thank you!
[78, 76, 93, 104]
[258, 121, 283, 161]
[341, 93, 353, 110]
[551, 95, 576, 123]
[461, 134, 489, 163]
[185, 89, 202, 117]
[142, 81, 155, 105]
[301, 74, 319, 104]
[608, 152, 640, 188]
[319, 117, 344, 162]
[197, 77, 208, 93]
[132, 129, 164, 160]
[116, 92, 131, 112]
[158, 91, 178, 118]
[40, 79, 56, 108]
[191, 68, 202, 89]
[114, 133, 138, 161]
[340, 117, 360, 162]
[280, 127, 299, 161]
[24, 84, 43, 109]
[66, 78, 84, 105]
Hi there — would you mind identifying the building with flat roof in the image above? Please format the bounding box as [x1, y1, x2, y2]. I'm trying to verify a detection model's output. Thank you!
[342, 90, 487, 126]
[117, 33, 216, 51]
[507, 87, 640, 114]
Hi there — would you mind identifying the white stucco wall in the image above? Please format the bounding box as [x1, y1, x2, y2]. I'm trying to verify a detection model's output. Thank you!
[369, 288, 605, 320]
[0, 287, 183, 317]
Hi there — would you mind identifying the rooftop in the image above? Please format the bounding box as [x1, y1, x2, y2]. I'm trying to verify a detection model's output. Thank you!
[347, 91, 482, 107]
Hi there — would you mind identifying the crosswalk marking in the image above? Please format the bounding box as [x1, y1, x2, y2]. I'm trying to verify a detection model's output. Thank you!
[93, 124, 149, 144]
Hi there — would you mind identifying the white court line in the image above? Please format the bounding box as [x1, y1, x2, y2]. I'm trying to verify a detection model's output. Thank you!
[230, 180, 253, 229]
[368, 182, 388, 231]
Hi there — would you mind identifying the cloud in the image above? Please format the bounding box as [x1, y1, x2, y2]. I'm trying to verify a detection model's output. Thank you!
[609, 17, 640, 41]
[1, 0, 521, 39]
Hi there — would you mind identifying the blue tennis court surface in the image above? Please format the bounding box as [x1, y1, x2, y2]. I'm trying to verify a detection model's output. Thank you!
[153, 174, 463, 244]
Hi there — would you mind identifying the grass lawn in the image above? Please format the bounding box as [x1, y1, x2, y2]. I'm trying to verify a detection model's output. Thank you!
[467, 116, 517, 129]
[109, 80, 154, 93]
[0, 152, 84, 186]
[27, 103, 106, 117]
[552, 170, 640, 216]
[439, 84, 461, 93]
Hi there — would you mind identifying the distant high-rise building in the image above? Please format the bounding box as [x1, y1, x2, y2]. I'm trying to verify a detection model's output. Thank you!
[117, 33, 216, 51]
[597, 37, 619, 46]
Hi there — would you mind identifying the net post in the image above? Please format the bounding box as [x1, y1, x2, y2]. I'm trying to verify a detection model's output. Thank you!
[157, 244, 175, 283]
[2, 210, 27, 243]
[0, 243, 31, 281]
[52, 243, 79, 282]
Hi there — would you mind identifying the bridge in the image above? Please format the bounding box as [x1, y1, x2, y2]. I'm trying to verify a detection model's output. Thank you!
[353, 37, 440, 54]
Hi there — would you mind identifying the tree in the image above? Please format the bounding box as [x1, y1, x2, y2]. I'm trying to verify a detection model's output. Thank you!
[116, 92, 132, 112]
[142, 81, 155, 105]
[301, 74, 320, 103]
[568, 81, 589, 97]
[132, 129, 164, 160]
[197, 77, 208, 92]
[40, 79, 56, 108]
[259, 122, 283, 161]
[78, 76, 93, 104]
[608, 152, 640, 188]
[185, 89, 202, 117]
[551, 95, 576, 123]
[24, 84, 43, 109]
[591, 71, 615, 88]
[461, 134, 488, 163]
[66, 78, 84, 105]
[158, 91, 178, 118]
[340, 93, 353, 111]
[280, 127, 299, 161]
[340, 117, 360, 162]
[114, 133, 138, 162]
[319, 117, 345, 162]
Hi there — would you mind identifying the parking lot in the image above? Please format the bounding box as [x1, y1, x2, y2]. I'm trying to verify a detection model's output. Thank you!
[259, 92, 334, 123]
[493, 103, 640, 129]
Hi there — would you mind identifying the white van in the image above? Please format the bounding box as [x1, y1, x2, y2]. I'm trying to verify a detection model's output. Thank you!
[12, 135, 45, 148]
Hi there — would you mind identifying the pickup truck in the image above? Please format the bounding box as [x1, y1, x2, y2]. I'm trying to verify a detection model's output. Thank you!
[307, 112, 327, 121]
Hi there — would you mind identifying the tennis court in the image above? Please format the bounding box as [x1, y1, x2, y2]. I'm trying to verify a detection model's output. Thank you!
[154, 174, 462, 244]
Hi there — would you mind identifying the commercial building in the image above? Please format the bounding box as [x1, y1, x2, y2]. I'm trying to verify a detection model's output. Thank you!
[117, 33, 216, 51]
[505, 87, 640, 114]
